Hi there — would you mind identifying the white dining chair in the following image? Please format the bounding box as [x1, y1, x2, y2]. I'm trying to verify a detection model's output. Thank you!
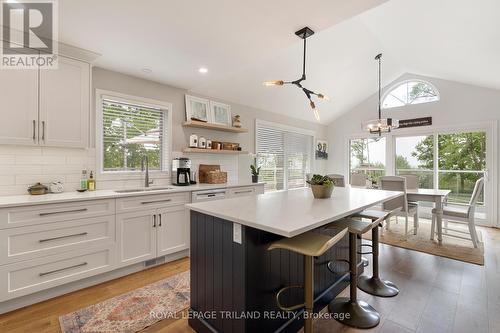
[400, 174, 419, 204]
[350, 173, 368, 187]
[379, 176, 419, 238]
[327, 174, 345, 187]
[431, 178, 484, 248]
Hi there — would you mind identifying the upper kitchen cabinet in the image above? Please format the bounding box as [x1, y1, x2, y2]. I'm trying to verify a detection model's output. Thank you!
[0, 57, 39, 146]
[39, 56, 90, 148]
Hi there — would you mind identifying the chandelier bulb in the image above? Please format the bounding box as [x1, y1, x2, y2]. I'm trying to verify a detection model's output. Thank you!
[263, 80, 284, 86]
[313, 108, 320, 122]
[317, 93, 330, 101]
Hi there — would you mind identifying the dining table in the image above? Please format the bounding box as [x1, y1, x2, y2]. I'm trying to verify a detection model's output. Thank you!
[405, 188, 451, 243]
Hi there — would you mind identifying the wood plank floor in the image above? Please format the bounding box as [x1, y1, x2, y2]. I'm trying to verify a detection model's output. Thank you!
[1, 224, 499, 333]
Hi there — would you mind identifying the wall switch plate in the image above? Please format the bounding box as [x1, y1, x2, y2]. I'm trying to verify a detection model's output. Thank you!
[233, 223, 242, 244]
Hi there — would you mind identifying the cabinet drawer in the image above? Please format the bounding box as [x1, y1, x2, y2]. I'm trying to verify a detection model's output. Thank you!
[0, 215, 115, 264]
[229, 186, 257, 197]
[116, 192, 189, 213]
[0, 199, 115, 229]
[0, 246, 115, 301]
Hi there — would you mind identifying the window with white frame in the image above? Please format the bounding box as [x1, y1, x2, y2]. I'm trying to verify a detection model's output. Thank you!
[382, 80, 439, 109]
[349, 137, 386, 185]
[256, 121, 313, 192]
[99, 95, 169, 173]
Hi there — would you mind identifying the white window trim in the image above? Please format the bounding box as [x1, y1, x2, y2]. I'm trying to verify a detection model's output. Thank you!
[95, 89, 173, 181]
[382, 79, 440, 110]
[344, 120, 498, 227]
[255, 119, 316, 191]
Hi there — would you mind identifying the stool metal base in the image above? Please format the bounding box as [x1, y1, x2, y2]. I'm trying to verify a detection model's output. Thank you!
[358, 276, 399, 298]
[328, 298, 380, 329]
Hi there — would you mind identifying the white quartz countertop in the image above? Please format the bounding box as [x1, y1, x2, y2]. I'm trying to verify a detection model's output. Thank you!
[186, 187, 403, 237]
[0, 182, 264, 208]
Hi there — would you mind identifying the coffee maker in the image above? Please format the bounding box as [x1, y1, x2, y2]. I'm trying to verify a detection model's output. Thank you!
[172, 158, 191, 186]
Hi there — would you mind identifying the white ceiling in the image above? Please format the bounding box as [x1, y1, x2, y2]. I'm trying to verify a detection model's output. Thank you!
[58, 0, 500, 125]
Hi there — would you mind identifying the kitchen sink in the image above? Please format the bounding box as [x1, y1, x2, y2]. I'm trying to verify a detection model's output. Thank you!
[114, 187, 174, 193]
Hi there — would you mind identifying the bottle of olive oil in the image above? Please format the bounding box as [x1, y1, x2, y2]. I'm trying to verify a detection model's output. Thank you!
[87, 171, 96, 191]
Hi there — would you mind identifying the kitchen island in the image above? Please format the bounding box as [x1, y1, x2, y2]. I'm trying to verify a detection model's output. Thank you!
[186, 187, 402, 333]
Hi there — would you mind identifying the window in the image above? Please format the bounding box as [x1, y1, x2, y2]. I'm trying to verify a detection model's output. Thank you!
[382, 80, 439, 109]
[395, 135, 434, 188]
[349, 137, 386, 185]
[100, 95, 169, 173]
[256, 121, 313, 192]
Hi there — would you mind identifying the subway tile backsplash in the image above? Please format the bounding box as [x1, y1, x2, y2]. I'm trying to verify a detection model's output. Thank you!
[0, 147, 240, 196]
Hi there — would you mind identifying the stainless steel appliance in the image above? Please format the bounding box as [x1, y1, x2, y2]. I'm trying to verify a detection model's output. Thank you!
[172, 158, 191, 186]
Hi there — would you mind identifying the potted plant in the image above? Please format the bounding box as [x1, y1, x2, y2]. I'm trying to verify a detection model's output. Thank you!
[250, 164, 261, 183]
[307, 174, 334, 199]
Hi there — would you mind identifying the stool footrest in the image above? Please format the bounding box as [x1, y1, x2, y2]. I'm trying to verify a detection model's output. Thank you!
[327, 259, 350, 275]
[276, 285, 305, 312]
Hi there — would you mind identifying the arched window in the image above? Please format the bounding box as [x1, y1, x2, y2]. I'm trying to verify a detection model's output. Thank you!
[382, 80, 439, 109]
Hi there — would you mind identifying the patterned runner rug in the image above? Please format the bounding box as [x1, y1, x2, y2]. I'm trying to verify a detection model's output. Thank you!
[59, 270, 190, 333]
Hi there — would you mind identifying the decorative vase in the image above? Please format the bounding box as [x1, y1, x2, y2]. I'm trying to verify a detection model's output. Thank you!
[252, 175, 258, 183]
[310, 184, 334, 199]
[233, 115, 242, 128]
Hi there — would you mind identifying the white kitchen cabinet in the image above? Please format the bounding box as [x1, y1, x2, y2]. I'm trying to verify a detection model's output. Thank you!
[39, 56, 90, 148]
[157, 205, 189, 256]
[229, 184, 265, 197]
[0, 65, 38, 145]
[116, 210, 157, 266]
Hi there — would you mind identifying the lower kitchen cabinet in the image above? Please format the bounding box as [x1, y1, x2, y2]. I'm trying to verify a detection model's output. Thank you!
[116, 203, 189, 267]
[157, 205, 189, 256]
[116, 210, 157, 266]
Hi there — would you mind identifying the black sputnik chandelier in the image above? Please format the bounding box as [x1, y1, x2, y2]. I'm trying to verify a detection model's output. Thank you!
[263, 27, 329, 122]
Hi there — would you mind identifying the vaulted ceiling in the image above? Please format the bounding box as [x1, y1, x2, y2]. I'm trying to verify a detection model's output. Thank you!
[58, 0, 500, 124]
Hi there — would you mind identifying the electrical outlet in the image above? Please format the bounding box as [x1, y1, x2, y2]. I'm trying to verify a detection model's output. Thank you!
[233, 223, 242, 244]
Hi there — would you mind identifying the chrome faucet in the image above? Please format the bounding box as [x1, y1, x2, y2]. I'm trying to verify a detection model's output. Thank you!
[141, 156, 153, 188]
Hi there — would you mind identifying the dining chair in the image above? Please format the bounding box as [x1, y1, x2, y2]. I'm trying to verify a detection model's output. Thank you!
[327, 174, 346, 187]
[350, 173, 368, 187]
[379, 176, 419, 238]
[400, 174, 419, 204]
[431, 177, 484, 248]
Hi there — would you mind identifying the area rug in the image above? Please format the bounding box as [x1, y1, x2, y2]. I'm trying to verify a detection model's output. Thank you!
[59, 270, 190, 333]
[363, 218, 484, 265]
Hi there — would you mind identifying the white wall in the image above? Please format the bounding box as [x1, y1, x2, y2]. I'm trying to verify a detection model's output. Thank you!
[327, 73, 500, 225]
[0, 67, 327, 195]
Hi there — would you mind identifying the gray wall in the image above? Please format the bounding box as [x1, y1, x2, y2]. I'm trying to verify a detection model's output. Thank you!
[327, 73, 500, 225]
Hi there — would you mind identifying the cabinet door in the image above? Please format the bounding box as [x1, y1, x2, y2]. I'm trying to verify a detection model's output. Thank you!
[116, 211, 156, 267]
[39, 56, 90, 148]
[157, 205, 189, 257]
[0, 63, 38, 145]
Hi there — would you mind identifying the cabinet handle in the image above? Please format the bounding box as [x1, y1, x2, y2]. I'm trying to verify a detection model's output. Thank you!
[234, 190, 253, 194]
[141, 199, 172, 205]
[159, 214, 162, 227]
[207, 194, 216, 197]
[41, 121, 45, 141]
[153, 214, 156, 228]
[39, 232, 88, 243]
[39, 208, 88, 216]
[32, 120, 36, 141]
[39, 262, 88, 277]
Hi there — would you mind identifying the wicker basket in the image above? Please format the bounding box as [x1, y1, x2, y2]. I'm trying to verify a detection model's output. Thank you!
[199, 164, 228, 184]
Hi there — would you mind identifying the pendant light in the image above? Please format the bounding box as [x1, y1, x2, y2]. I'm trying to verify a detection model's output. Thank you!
[362, 53, 399, 135]
[263, 27, 329, 122]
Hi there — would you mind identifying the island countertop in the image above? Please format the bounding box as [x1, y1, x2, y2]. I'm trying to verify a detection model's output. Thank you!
[186, 187, 403, 237]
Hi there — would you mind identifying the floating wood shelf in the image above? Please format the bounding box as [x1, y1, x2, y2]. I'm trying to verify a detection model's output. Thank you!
[182, 120, 248, 133]
[183, 148, 248, 155]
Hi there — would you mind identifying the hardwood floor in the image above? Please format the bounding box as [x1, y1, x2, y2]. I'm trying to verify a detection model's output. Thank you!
[1, 224, 499, 333]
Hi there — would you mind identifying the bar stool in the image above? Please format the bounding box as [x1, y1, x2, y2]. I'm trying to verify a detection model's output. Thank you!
[268, 228, 348, 333]
[326, 217, 382, 329]
[352, 210, 399, 297]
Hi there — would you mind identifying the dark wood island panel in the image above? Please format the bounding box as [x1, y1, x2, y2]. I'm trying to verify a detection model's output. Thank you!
[189, 211, 363, 333]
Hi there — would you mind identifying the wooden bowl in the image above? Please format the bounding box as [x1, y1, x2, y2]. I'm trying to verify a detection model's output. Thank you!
[310, 184, 334, 199]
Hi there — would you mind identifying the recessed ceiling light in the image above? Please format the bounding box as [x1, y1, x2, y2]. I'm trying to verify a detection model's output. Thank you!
[198, 67, 208, 74]
[142, 68, 152, 74]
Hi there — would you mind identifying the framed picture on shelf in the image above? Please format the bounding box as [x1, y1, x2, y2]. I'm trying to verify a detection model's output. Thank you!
[185, 95, 211, 122]
[210, 101, 232, 126]
[315, 140, 328, 160]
